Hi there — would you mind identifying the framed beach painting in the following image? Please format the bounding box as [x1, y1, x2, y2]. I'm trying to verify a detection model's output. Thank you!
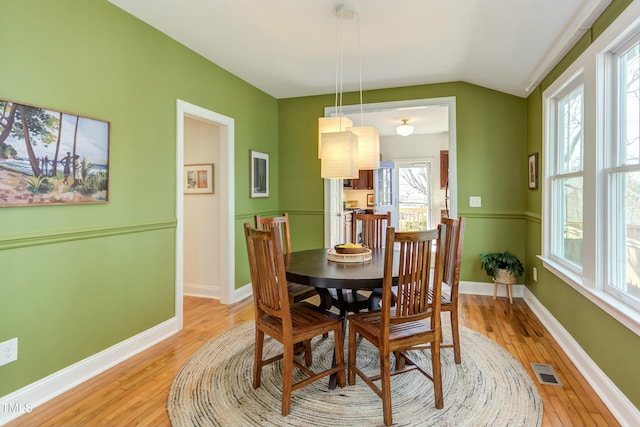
[184, 164, 214, 194]
[0, 98, 110, 206]
[250, 150, 269, 198]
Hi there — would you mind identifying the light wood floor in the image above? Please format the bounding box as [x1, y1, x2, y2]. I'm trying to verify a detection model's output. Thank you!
[6, 294, 619, 427]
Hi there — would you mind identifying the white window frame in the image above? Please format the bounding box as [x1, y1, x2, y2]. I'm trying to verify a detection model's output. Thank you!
[546, 77, 585, 277]
[603, 32, 640, 313]
[541, 1, 640, 335]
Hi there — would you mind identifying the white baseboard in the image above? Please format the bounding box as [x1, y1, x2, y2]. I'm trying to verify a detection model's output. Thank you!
[0, 317, 180, 426]
[523, 288, 640, 427]
[233, 282, 253, 303]
[184, 282, 219, 299]
[459, 280, 525, 299]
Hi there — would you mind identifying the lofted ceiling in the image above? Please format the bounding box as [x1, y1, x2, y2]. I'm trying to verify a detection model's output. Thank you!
[107, 0, 611, 134]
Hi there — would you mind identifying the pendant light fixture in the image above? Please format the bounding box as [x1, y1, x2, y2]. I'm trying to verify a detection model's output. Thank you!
[319, 4, 379, 178]
[346, 4, 379, 171]
[396, 119, 415, 136]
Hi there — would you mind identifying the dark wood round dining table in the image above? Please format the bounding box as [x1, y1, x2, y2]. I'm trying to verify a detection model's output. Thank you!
[284, 248, 399, 290]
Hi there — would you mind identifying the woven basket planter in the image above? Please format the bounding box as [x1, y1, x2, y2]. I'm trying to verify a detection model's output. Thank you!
[493, 268, 517, 284]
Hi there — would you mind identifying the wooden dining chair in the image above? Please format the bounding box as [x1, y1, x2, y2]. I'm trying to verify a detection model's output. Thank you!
[243, 223, 346, 416]
[347, 225, 444, 426]
[328, 211, 392, 313]
[352, 212, 391, 248]
[254, 213, 318, 305]
[437, 216, 466, 364]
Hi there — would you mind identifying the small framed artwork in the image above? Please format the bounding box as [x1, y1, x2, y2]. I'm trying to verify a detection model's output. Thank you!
[250, 150, 269, 198]
[367, 193, 375, 206]
[528, 153, 538, 190]
[184, 164, 214, 194]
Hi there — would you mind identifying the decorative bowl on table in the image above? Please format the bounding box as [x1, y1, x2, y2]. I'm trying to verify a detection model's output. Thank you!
[334, 243, 368, 254]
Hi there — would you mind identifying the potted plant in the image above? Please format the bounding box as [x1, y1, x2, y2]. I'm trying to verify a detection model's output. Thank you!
[479, 251, 524, 284]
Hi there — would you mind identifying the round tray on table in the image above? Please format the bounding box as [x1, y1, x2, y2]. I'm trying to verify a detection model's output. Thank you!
[327, 248, 372, 263]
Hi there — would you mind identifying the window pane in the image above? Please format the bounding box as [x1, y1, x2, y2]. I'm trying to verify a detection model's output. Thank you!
[552, 176, 583, 267]
[376, 167, 392, 206]
[556, 87, 584, 173]
[398, 165, 431, 231]
[619, 43, 640, 166]
[608, 171, 640, 305]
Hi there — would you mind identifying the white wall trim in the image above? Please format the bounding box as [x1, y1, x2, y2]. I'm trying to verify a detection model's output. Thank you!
[0, 318, 180, 426]
[233, 283, 253, 303]
[324, 96, 458, 246]
[459, 280, 525, 299]
[523, 288, 640, 426]
[183, 283, 220, 299]
[176, 100, 235, 306]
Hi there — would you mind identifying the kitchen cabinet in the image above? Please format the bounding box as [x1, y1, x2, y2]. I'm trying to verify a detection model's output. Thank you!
[345, 169, 374, 189]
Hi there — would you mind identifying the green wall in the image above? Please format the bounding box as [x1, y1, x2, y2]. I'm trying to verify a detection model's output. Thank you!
[278, 82, 528, 282]
[524, 0, 640, 410]
[2, 0, 638, 417]
[0, 0, 278, 397]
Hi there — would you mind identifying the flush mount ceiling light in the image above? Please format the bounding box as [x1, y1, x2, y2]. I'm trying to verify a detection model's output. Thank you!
[319, 4, 379, 178]
[396, 119, 414, 136]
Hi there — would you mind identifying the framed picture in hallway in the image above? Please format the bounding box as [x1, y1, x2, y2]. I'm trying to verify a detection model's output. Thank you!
[184, 163, 214, 194]
[250, 150, 269, 198]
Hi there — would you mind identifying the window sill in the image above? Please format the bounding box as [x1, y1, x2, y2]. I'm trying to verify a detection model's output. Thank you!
[539, 256, 640, 336]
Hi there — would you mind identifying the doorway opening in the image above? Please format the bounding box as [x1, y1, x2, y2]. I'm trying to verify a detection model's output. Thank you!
[176, 100, 235, 328]
[323, 97, 457, 247]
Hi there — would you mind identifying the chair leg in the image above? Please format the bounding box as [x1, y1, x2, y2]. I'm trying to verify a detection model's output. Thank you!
[334, 326, 346, 387]
[347, 322, 357, 385]
[253, 329, 264, 388]
[381, 352, 393, 426]
[450, 311, 461, 364]
[281, 342, 294, 416]
[394, 351, 405, 370]
[303, 339, 313, 367]
[432, 341, 444, 409]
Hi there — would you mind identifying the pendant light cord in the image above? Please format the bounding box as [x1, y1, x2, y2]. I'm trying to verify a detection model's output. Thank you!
[334, 8, 344, 127]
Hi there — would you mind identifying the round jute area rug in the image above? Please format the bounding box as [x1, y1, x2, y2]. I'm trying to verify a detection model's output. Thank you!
[168, 321, 542, 427]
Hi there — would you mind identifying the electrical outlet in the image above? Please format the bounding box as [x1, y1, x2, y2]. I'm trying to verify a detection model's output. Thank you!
[533, 267, 538, 282]
[0, 337, 18, 366]
[469, 196, 482, 207]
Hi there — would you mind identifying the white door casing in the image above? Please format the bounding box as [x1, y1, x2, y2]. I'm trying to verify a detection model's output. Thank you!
[176, 100, 235, 321]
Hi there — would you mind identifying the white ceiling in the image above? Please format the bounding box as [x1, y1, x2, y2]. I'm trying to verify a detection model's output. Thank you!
[107, 0, 611, 134]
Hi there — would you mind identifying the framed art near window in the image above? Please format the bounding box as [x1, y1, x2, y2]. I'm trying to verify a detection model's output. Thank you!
[367, 193, 375, 206]
[528, 152, 538, 190]
[250, 150, 269, 198]
[184, 164, 213, 194]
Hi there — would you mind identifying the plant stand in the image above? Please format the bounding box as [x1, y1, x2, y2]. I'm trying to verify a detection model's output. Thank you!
[492, 269, 516, 304]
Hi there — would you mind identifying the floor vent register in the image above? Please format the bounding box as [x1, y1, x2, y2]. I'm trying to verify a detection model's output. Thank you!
[531, 363, 563, 386]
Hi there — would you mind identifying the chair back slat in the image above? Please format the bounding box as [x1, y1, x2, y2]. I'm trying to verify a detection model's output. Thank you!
[244, 223, 291, 324]
[382, 226, 443, 328]
[441, 217, 465, 304]
[353, 212, 391, 248]
[255, 213, 292, 254]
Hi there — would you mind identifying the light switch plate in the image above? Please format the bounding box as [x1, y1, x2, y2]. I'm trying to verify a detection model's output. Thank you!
[469, 196, 481, 207]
